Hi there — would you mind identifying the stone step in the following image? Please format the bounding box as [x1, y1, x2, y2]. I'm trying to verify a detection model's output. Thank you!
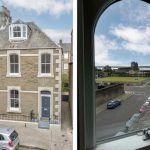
[38, 118, 49, 129]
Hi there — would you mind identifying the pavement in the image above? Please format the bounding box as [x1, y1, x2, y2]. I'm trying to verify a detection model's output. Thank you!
[0, 101, 72, 150]
[61, 101, 72, 131]
[0, 101, 73, 150]
[0, 120, 72, 150]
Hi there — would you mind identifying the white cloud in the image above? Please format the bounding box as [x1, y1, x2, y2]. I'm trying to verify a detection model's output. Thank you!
[3, 0, 72, 16]
[119, 0, 150, 24]
[95, 24, 150, 66]
[95, 35, 121, 66]
[111, 25, 146, 43]
[43, 28, 71, 43]
[111, 25, 150, 55]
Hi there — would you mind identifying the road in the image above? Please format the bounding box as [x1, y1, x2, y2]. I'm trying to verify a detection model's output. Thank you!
[96, 81, 150, 140]
[19, 147, 39, 150]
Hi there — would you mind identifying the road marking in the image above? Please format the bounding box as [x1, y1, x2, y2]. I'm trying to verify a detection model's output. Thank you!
[134, 92, 145, 95]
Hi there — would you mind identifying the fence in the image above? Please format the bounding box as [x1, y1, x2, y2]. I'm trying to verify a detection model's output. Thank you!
[0, 113, 60, 124]
[0, 114, 30, 121]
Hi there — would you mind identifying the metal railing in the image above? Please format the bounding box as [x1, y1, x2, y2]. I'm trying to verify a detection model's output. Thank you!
[0, 114, 30, 121]
[0, 114, 61, 124]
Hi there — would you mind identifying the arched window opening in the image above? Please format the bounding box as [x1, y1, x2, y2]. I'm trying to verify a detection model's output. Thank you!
[95, 0, 150, 141]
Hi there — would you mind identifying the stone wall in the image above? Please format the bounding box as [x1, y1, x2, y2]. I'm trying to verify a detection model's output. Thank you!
[0, 48, 61, 122]
[96, 83, 124, 106]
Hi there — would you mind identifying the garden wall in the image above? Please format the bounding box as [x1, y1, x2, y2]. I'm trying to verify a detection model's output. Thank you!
[96, 83, 124, 107]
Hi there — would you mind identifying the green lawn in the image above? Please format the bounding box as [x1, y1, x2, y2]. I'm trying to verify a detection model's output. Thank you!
[96, 76, 149, 83]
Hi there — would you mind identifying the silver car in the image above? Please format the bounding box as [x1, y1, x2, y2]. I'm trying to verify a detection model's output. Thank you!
[0, 127, 19, 150]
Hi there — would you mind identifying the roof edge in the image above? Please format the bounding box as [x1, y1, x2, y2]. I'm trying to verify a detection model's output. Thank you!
[0, 47, 62, 50]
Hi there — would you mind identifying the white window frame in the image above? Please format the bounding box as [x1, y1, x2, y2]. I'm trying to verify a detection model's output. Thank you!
[38, 87, 53, 121]
[7, 50, 21, 77]
[64, 63, 69, 70]
[38, 50, 54, 77]
[64, 52, 69, 59]
[7, 86, 21, 112]
[9, 24, 28, 41]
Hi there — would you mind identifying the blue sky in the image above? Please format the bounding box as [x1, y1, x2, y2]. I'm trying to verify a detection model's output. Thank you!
[0, 0, 72, 43]
[95, 0, 150, 66]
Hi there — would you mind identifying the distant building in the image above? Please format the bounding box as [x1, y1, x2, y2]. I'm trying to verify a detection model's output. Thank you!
[116, 67, 131, 73]
[139, 68, 150, 76]
[69, 30, 73, 124]
[59, 39, 71, 74]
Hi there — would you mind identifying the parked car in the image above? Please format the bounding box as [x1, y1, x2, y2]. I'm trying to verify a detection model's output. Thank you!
[139, 101, 150, 113]
[0, 127, 19, 150]
[107, 99, 121, 109]
[126, 113, 140, 129]
[145, 97, 150, 103]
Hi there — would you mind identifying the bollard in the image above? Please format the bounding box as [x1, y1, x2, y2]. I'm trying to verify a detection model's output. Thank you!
[25, 123, 26, 127]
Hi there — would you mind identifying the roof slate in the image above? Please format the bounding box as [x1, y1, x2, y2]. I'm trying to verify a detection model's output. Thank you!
[0, 21, 59, 49]
[59, 43, 71, 53]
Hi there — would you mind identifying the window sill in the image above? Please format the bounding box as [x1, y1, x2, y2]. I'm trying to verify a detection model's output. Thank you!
[37, 73, 54, 78]
[9, 37, 27, 41]
[7, 108, 21, 113]
[6, 74, 21, 77]
[96, 131, 150, 150]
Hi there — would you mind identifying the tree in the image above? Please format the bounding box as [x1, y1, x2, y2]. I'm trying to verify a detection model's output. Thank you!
[62, 74, 69, 92]
[103, 65, 112, 76]
[131, 61, 139, 71]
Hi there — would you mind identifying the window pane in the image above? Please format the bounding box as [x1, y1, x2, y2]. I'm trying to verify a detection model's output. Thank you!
[10, 90, 14, 98]
[64, 64, 68, 70]
[41, 54, 45, 63]
[13, 26, 21, 32]
[41, 91, 51, 95]
[23, 32, 26, 37]
[46, 54, 50, 63]
[10, 98, 19, 108]
[13, 32, 21, 37]
[14, 90, 18, 98]
[14, 55, 18, 63]
[41, 64, 45, 73]
[14, 100, 19, 107]
[14, 64, 19, 73]
[46, 64, 50, 73]
[10, 54, 18, 63]
[64, 53, 68, 59]
[23, 26, 26, 32]
[10, 55, 14, 63]
[13, 26, 21, 37]
[0, 135, 4, 140]
[10, 64, 15, 73]
[11, 99, 15, 107]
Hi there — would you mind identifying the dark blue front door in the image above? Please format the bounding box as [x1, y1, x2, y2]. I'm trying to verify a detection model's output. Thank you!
[41, 96, 50, 118]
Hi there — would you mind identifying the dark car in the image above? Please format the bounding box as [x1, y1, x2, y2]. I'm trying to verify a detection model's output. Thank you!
[107, 99, 121, 109]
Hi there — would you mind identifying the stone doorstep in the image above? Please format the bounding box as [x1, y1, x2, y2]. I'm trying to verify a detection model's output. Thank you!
[96, 92, 134, 114]
[20, 145, 46, 150]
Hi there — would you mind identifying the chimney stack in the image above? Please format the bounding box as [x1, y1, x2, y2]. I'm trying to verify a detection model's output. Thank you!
[0, 6, 12, 29]
[59, 39, 63, 45]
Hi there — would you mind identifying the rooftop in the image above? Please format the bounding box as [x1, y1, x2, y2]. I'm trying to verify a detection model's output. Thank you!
[58, 40, 71, 53]
[0, 20, 59, 49]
